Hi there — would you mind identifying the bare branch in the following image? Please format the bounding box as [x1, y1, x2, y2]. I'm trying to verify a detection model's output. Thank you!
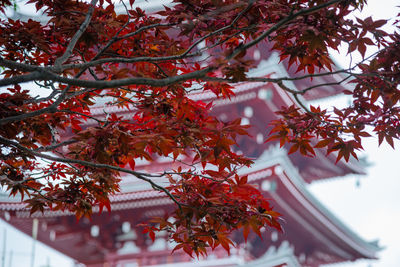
[0, 66, 212, 91]
[0, 57, 48, 72]
[0, 72, 42, 87]
[54, 0, 99, 68]
[34, 139, 79, 152]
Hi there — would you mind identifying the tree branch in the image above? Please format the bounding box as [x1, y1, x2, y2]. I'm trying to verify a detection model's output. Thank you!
[54, 0, 99, 68]
[34, 139, 79, 152]
[227, 0, 345, 60]
[0, 66, 212, 90]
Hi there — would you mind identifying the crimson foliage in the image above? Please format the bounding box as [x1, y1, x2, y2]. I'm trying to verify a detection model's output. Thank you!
[0, 0, 399, 257]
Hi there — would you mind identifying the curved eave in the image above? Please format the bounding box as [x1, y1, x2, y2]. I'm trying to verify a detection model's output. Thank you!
[254, 155, 380, 260]
[0, 190, 171, 219]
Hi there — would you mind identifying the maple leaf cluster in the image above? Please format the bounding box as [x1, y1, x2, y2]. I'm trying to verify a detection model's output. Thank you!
[0, 0, 399, 257]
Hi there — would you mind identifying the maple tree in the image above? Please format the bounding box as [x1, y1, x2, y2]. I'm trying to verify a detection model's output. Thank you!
[0, 0, 399, 257]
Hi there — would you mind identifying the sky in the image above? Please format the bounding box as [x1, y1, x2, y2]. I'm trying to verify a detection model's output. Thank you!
[0, 1, 399, 267]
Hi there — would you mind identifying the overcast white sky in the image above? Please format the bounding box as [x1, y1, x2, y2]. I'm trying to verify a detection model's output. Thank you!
[0, 1, 399, 267]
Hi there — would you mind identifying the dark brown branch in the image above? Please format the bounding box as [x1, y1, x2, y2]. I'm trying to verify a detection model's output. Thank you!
[58, 109, 105, 123]
[0, 72, 42, 86]
[0, 67, 212, 91]
[34, 139, 79, 152]
[58, 51, 202, 71]
[0, 58, 48, 72]
[54, 0, 99, 68]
